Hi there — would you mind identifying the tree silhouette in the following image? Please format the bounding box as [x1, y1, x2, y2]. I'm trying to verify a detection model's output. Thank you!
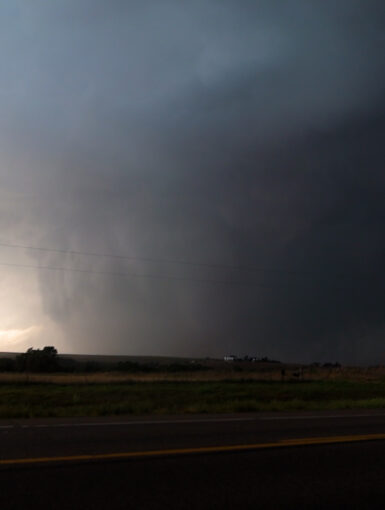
[16, 346, 59, 373]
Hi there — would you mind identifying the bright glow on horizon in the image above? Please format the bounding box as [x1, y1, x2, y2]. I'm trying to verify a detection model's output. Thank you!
[0, 326, 40, 350]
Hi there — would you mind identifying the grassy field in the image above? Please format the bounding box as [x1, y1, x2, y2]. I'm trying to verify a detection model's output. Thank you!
[1, 360, 385, 418]
[1, 379, 385, 418]
[0, 363, 384, 384]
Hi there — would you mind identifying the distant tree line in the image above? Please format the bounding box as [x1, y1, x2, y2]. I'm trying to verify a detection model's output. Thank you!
[310, 362, 341, 368]
[0, 347, 344, 374]
[113, 361, 209, 373]
[224, 355, 281, 363]
[0, 347, 60, 373]
[0, 347, 210, 374]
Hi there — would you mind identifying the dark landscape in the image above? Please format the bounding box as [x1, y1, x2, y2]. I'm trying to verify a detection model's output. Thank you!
[1, 1, 385, 507]
[0, 348, 385, 418]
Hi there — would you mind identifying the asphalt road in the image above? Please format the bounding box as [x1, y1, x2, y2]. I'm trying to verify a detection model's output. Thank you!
[1, 410, 385, 509]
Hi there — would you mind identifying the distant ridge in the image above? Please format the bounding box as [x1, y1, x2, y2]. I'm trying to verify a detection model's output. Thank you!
[0, 352, 208, 365]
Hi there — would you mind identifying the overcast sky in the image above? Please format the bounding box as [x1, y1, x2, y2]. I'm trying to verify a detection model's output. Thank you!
[0, 1, 384, 363]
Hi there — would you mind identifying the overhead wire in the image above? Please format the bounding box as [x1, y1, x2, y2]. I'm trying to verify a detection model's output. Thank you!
[0, 260, 362, 292]
[0, 240, 369, 279]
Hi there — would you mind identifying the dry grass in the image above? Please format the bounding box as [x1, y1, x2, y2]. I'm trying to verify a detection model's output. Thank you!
[0, 365, 384, 384]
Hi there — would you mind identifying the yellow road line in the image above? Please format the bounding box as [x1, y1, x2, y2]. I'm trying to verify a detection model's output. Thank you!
[1, 433, 385, 466]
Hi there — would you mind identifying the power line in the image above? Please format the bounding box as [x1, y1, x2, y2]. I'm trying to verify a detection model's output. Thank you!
[0, 240, 301, 274]
[0, 260, 359, 292]
[0, 240, 366, 279]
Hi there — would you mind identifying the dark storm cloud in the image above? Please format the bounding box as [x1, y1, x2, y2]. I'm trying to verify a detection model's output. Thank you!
[1, 1, 385, 361]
